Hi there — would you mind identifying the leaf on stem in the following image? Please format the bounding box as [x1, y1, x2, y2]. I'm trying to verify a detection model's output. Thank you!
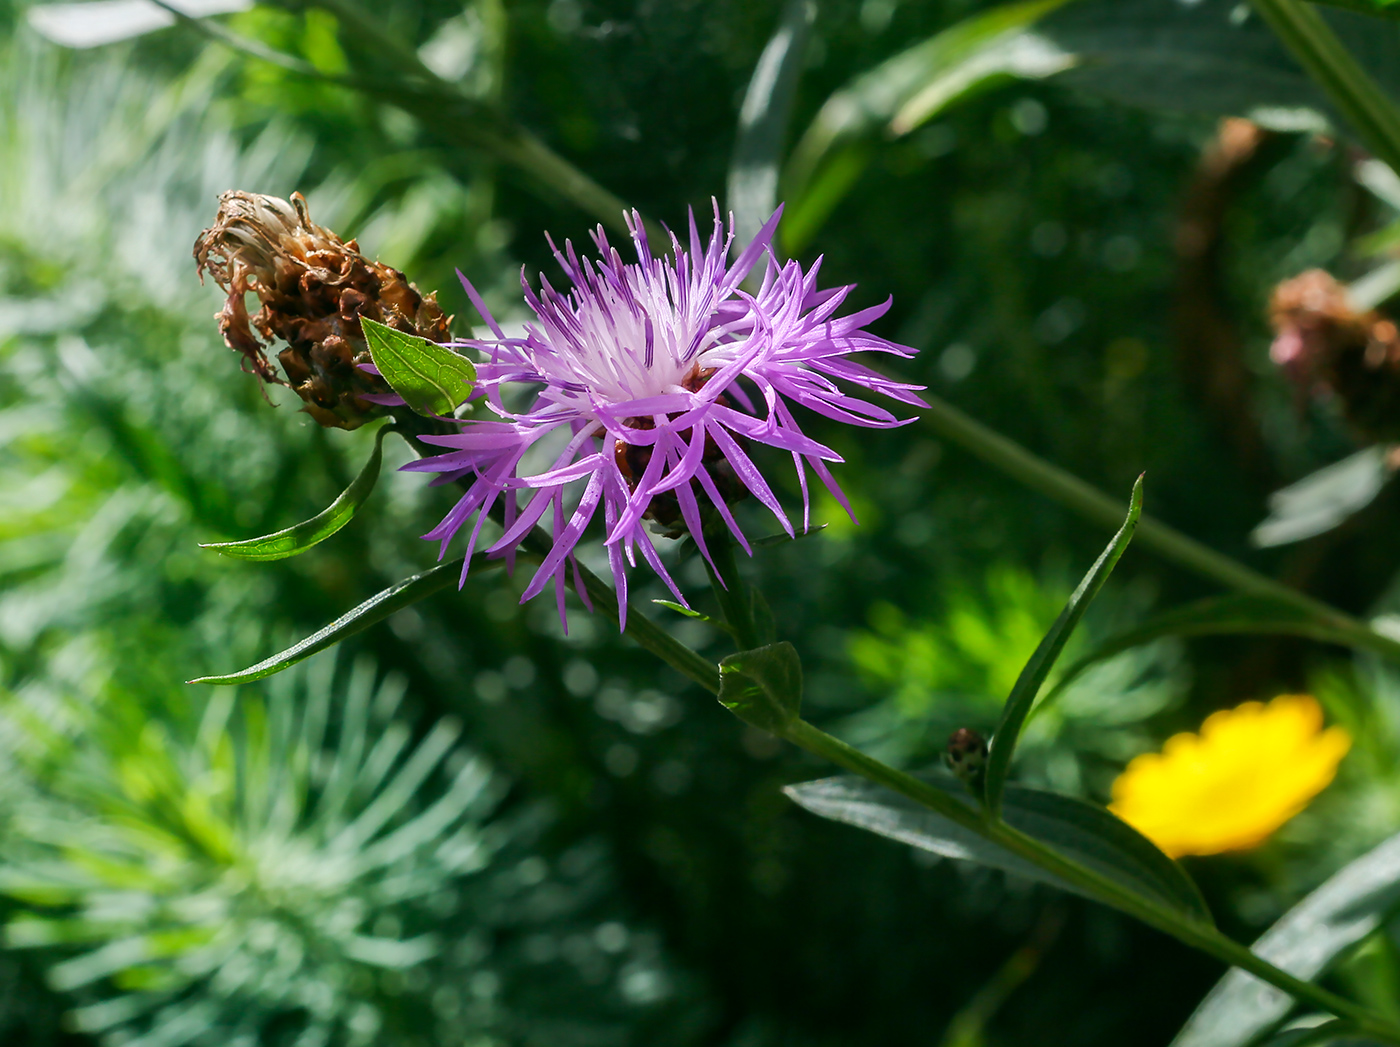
[781, 0, 1075, 251]
[361, 317, 475, 418]
[786, 773, 1211, 924]
[1029, 594, 1366, 724]
[726, 0, 814, 254]
[1310, 0, 1400, 22]
[652, 600, 735, 636]
[1251, 446, 1393, 548]
[983, 476, 1143, 813]
[189, 555, 480, 684]
[718, 642, 802, 734]
[1170, 831, 1400, 1047]
[27, 0, 250, 49]
[201, 424, 392, 561]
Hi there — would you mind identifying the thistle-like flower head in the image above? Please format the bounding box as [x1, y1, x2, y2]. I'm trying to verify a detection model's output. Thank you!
[412, 204, 925, 626]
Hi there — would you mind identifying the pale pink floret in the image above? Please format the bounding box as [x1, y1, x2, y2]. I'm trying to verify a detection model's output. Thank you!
[407, 202, 925, 628]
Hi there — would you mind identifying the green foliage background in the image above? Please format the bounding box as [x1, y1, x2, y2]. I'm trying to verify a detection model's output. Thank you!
[3, 0, 1400, 1044]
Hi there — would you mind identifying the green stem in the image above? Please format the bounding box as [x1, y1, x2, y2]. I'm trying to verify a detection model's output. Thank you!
[1250, 0, 1400, 176]
[704, 531, 762, 651]
[187, 0, 656, 240]
[920, 392, 1400, 663]
[782, 718, 1400, 1044]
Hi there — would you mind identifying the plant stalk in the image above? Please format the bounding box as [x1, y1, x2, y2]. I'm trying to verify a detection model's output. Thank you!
[919, 392, 1400, 663]
[1250, 0, 1400, 176]
[781, 718, 1400, 1044]
[703, 530, 763, 651]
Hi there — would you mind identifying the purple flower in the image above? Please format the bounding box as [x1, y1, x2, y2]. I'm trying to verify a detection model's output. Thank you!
[407, 203, 925, 627]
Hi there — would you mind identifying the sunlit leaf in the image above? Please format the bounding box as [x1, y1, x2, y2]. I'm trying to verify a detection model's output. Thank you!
[26, 0, 252, 49]
[1251, 447, 1393, 548]
[786, 773, 1211, 924]
[983, 476, 1142, 813]
[782, 0, 1076, 251]
[1171, 832, 1400, 1047]
[200, 424, 392, 561]
[726, 0, 815, 252]
[1030, 594, 1397, 724]
[361, 318, 475, 419]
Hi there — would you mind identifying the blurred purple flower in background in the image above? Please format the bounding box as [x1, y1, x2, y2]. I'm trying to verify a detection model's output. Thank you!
[410, 203, 925, 626]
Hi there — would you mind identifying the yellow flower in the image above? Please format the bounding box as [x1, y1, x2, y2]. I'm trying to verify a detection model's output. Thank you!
[1109, 694, 1351, 858]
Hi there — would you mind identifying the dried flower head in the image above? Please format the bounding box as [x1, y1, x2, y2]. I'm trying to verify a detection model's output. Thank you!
[410, 203, 925, 627]
[194, 190, 450, 429]
[1269, 269, 1400, 440]
[1110, 694, 1350, 858]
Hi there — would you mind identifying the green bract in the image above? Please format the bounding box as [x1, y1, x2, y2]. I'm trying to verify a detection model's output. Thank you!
[361, 318, 476, 418]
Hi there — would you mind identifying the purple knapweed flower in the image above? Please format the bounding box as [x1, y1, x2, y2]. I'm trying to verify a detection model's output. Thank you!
[407, 203, 925, 628]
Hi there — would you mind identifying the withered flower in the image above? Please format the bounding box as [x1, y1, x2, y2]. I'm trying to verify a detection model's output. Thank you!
[1269, 269, 1400, 441]
[194, 191, 451, 429]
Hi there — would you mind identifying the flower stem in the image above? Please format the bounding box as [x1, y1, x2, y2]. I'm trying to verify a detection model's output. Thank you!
[919, 392, 1400, 663]
[780, 717, 1400, 1044]
[1250, 0, 1400, 176]
[703, 530, 764, 651]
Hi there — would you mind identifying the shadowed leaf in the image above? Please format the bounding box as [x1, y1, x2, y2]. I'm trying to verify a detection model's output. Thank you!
[1171, 832, 1400, 1047]
[984, 476, 1142, 813]
[787, 773, 1211, 924]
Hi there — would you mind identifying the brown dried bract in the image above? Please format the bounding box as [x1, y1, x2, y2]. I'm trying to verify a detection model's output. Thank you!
[194, 191, 451, 429]
[1270, 269, 1400, 441]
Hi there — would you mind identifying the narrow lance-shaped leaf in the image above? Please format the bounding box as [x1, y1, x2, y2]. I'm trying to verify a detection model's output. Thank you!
[781, 0, 1076, 251]
[1030, 594, 1369, 725]
[189, 555, 484, 685]
[27, 0, 251, 50]
[361, 317, 476, 419]
[200, 424, 393, 562]
[1309, 0, 1400, 22]
[726, 0, 815, 253]
[984, 475, 1143, 814]
[1170, 831, 1400, 1047]
[787, 773, 1212, 925]
[1250, 446, 1393, 549]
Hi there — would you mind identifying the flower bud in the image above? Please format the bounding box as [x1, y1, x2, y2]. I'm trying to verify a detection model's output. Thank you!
[194, 191, 451, 429]
[1269, 269, 1400, 441]
[944, 727, 988, 788]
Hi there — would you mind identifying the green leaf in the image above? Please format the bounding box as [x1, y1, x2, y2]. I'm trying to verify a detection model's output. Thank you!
[652, 600, 735, 636]
[786, 773, 1211, 925]
[983, 476, 1142, 814]
[200, 424, 392, 562]
[1170, 832, 1400, 1047]
[27, 0, 253, 50]
[1031, 593, 1389, 724]
[189, 555, 481, 684]
[726, 0, 814, 251]
[361, 317, 475, 418]
[1312, 0, 1400, 21]
[717, 642, 802, 734]
[782, 0, 1077, 251]
[1251, 447, 1393, 549]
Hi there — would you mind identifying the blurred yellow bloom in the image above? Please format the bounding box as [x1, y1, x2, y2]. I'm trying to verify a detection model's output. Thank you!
[1109, 695, 1351, 858]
